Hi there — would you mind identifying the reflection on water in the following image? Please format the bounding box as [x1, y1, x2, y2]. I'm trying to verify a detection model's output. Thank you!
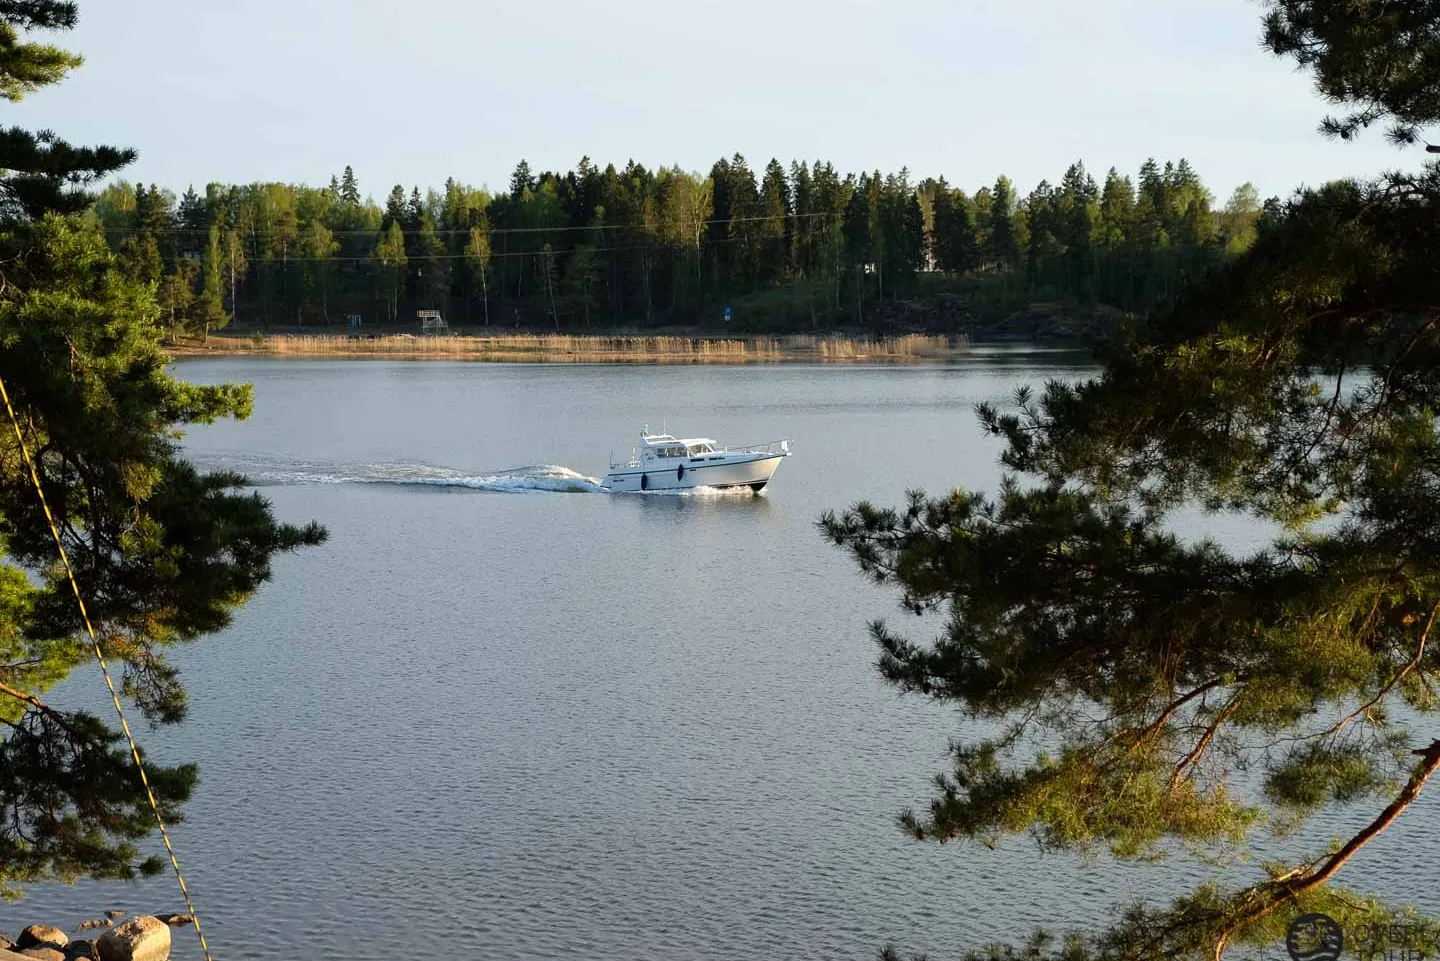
[619, 488, 779, 514]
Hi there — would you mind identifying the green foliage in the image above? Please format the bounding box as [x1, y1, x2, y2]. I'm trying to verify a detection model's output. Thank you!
[823, 9, 1440, 948]
[0, 1, 325, 896]
[0, 2, 133, 220]
[986, 176, 1020, 270]
[374, 220, 406, 321]
[198, 224, 228, 336]
[1263, 0, 1440, 144]
[824, 162, 1440, 958]
[0, 215, 326, 895]
[932, 186, 981, 275]
[85, 151, 1260, 334]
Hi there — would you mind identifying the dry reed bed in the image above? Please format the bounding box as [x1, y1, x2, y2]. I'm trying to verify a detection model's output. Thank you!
[185, 333, 964, 363]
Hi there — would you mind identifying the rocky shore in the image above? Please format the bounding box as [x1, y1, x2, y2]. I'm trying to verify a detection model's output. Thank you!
[0, 913, 192, 961]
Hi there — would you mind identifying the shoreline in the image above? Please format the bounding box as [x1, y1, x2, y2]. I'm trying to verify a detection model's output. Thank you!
[166, 331, 1080, 364]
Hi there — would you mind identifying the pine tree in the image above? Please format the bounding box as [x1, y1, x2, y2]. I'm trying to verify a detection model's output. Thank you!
[706, 157, 735, 288]
[0, 2, 132, 220]
[1135, 158, 1166, 249]
[339, 166, 359, 207]
[789, 160, 812, 277]
[1098, 167, 1135, 247]
[0, 1, 325, 895]
[177, 185, 206, 231]
[928, 185, 953, 272]
[985, 176, 1019, 270]
[383, 184, 406, 230]
[757, 158, 791, 285]
[509, 160, 535, 199]
[931, 187, 980, 276]
[1098, 168, 1137, 304]
[825, 8, 1440, 960]
[1023, 180, 1058, 287]
[726, 154, 760, 286]
[876, 171, 923, 298]
[842, 178, 872, 321]
[1263, 0, 1440, 143]
[1057, 161, 1098, 297]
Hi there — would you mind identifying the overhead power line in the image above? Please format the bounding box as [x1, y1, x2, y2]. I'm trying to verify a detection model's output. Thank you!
[227, 233, 802, 265]
[99, 210, 846, 238]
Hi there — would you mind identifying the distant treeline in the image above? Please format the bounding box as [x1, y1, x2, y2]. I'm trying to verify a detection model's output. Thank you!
[87, 156, 1267, 336]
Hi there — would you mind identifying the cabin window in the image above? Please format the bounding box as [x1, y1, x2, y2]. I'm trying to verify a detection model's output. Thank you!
[688, 443, 714, 455]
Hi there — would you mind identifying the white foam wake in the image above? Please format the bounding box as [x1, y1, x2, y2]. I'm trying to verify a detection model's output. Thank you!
[393, 465, 607, 494]
[612, 484, 760, 498]
[193, 454, 607, 494]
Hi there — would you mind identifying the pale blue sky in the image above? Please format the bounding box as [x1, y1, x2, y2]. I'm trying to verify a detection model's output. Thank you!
[13, 0, 1418, 205]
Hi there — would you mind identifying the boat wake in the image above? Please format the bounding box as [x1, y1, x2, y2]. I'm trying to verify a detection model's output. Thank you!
[608, 484, 759, 498]
[193, 454, 607, 494]
[188, 453, 759, 496]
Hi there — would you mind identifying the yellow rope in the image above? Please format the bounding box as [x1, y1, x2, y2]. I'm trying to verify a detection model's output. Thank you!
[0, 374, 214, 961]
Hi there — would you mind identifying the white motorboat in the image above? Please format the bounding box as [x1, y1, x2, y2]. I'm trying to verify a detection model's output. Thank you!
[603, 427, 791, 493]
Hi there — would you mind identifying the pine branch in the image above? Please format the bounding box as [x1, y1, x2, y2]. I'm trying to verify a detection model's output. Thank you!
[1133, 678, 1224, 747]
[1170, 694, 1241, 790]
[0, 126, 136, 219]
[0, 2, 78, 30]
[1208, 738, 1440, 959]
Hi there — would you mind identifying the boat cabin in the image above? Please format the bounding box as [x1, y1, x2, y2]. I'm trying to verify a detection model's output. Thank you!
[639, 432, 719, 461]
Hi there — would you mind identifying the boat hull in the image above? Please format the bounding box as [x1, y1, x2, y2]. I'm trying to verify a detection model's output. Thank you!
[604, 453, 786, 493]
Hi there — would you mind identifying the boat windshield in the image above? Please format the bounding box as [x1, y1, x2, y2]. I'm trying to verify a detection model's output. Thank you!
[687, 443, 715, 455]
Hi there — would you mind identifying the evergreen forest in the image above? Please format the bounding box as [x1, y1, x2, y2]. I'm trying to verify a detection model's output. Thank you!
[90, 157, 1264, 337]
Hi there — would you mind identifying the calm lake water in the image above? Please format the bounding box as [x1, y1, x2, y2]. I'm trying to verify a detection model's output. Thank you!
[6, 351, 1434, 960]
